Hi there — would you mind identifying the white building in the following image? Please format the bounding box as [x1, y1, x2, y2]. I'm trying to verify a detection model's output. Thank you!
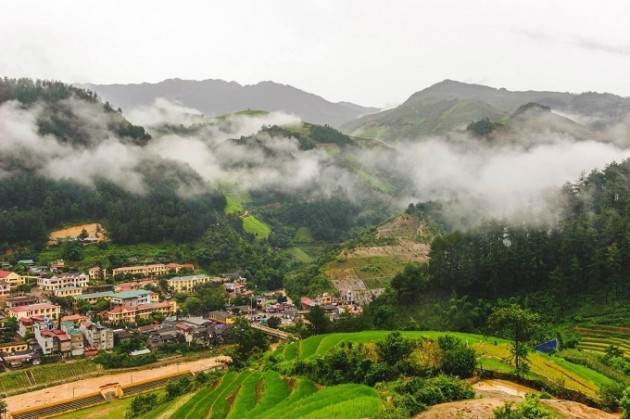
[38, 272, 89, 292]
[79, 321, 114, 351]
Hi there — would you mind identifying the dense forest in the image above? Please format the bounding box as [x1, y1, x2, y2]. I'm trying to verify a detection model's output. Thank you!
[0, 78, 224, 245]
[0, 78, 150, 146]
[373, 159, 630, 331]
[0, 175, 226, 244]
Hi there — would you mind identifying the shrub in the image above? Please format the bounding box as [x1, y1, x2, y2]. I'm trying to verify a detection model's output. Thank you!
[493, 394, 554, 418]
[392, 375, 474, 416]
[620, 386, 630, 419]
[438, 335, 477, 377]
[128, 393, 158, 418]
[600, 382, 626, 411]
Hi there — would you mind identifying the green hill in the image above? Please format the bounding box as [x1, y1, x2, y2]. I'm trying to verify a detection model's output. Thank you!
[344, 96, 509, 141]
[275, 331, 614, 398]
[343, 80, 615, 142]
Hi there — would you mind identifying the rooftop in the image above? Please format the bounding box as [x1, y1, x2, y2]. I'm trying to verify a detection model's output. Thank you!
[76, 291, 115, 300]
[113, 289, 153, 299]
[11, 303, 59, 313]
[168, 274, 209, 282]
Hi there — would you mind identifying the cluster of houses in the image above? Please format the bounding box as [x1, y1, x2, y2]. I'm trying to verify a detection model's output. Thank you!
[0, 313, 113, 367]
[300, 291, 363, 318]
[0, 258, 367, 370]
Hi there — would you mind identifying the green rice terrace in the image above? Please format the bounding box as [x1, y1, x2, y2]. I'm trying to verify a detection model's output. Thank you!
[274, 331, 614, 398]
[149, 370, 381, 419]
[574, 324, 630, 355]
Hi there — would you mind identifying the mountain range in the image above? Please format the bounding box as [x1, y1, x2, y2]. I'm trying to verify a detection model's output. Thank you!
[343, 79, 630, 141]
[80, 79, 379, 128]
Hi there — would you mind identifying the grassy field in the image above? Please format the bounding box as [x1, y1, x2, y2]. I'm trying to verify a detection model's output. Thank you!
[242, 215, 271, 239]
[0, 360, 100, 393]
[276, 331, 613, 397]
[293, 227, 313, 243]
[0, 370, 31, 393]
[282, 247, 314, 263]
[56, 390, 164, 419]
[326, 255, 406, 281]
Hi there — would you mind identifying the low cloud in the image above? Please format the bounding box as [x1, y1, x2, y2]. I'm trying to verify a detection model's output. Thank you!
[575, 38, 630, 56]
[3, 95, 630, 229]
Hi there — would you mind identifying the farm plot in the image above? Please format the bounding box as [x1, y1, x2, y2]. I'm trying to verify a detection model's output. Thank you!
[278, 331, 611, 397]
[226, 372, 262, 419]
[171, 370, 381, 418]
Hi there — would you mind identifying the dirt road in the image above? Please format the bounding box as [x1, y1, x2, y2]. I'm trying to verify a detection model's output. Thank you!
[6, 356, 230, 413]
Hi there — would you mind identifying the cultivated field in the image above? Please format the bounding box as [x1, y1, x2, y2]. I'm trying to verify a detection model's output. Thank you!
[166, 370, 382, 419]
[574, 324, 630, 355]
[275, 331, 614, 398]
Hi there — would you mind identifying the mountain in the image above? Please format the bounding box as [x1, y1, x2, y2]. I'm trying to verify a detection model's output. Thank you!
[343, 96, 509, 141]
[80, 79, 379, 128]
[344, 80, 630, 141]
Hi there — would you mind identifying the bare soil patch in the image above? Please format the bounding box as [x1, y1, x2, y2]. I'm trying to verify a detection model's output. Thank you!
[417, 379, 618, 419]
[345, 239, 429, 262]
[50, 223, 109, 243]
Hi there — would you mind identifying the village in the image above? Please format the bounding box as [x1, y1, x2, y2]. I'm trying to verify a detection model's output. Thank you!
[0, 259, 363, 370]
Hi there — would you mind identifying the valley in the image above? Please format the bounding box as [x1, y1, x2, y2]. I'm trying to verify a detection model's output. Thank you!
[1, 77, 630, 418]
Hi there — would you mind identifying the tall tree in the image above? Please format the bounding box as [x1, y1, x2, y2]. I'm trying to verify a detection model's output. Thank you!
[487, 304, 542, 375]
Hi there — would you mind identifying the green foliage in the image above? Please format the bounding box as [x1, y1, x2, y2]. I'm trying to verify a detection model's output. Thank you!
[391, 375, 475, 416]
[128, 393, 158, 418]
[599, 382, 627, 411]
[376, 331, 413, 367]
[94, 351, 157, 369]
[620, 386, 630, 419]
[242, 215, 270, 239]
[467, 117, 501, 136]
[391, 264, 431, 304]
[282, 344, 391, 386]
[226, 317, 269, 367]
[305, 305, 331, 335]
[267, 316, 282, 329]
[180, 282, 227, 316]
[493, 394, 555, 418]
[308, 124, 354, 146]
[487, 304, 543, 373]
[165, 375, 193, 401]
[437, 335, 477, 377]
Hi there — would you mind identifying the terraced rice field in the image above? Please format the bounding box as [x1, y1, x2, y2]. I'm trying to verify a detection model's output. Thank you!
[276, 331, 613, 397]
[171, 370, 381, 418]
[173, 371, 251, 418]
[575, 325, 630, 355]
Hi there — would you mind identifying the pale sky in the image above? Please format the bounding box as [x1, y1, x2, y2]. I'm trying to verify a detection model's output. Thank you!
[2, 0, 630, 108]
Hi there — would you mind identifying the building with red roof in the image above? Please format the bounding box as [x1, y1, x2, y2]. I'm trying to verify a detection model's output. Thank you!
[8, 303, 61, 320]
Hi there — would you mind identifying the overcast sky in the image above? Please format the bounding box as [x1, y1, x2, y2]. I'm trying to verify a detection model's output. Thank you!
[2, 0, 630, 108]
